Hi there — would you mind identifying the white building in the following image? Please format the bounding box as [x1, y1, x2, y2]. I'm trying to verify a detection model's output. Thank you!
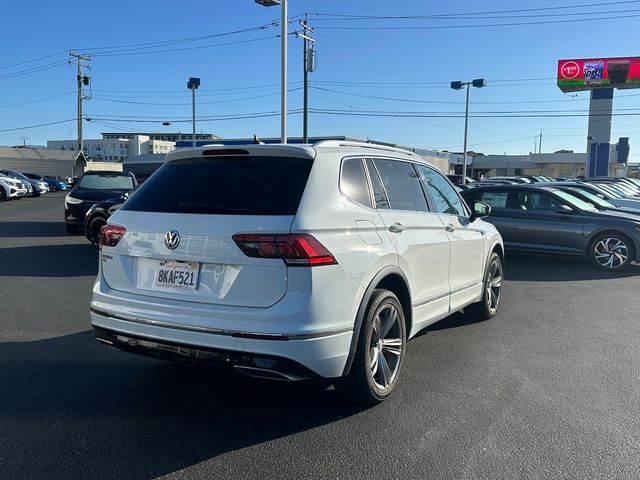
[47, 135, 175, 162]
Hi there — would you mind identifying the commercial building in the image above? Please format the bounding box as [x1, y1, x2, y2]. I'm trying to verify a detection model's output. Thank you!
[449, 138, 630, 179]
[450, 151, 587, 179]
[47, 135, 176, 162]
[102, 132, 218, 143]
[0, 147, 86, 177]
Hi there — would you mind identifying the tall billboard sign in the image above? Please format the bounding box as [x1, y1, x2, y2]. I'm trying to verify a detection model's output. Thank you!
[557, 57, 640, 92]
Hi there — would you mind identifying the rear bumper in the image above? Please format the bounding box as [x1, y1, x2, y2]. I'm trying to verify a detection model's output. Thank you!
[90, 266, 364, 379]
[94, 326, 321, 380]
[91, 305, 354, 379]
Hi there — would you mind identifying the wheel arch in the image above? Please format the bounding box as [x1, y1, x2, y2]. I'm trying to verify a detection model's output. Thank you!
[85, 212, 109, 241]
[587, 229, 637, 258]
[342, 266, 412, 376]
[491, 242, 504, 263]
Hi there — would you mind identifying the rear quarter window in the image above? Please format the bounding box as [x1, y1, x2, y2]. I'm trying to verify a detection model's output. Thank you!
[122, 155, 313, 215]
[340, 158, 371, 207]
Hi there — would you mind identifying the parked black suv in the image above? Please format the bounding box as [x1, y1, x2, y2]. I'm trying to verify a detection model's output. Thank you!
[64, 171, 137, 233]
[84, 191, 132, 246]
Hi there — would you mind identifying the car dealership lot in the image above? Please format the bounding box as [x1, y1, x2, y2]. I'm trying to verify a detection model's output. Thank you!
[2, 193, 640, 480]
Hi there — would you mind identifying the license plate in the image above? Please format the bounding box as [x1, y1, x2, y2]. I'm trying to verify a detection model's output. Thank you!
[155, 260, 199, 290]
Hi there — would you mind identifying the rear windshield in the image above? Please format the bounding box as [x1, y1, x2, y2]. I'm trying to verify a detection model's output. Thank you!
[122, 155, 313, 215]
[79, 173, 134, 190]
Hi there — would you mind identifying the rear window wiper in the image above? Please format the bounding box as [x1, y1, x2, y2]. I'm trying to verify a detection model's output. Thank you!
[178, 201, 253, 214]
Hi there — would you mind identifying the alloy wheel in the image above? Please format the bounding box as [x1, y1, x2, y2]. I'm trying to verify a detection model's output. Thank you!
[369, 304, 403, 390]
[486, 258, 502, 312]
[594, 237, 629, 269]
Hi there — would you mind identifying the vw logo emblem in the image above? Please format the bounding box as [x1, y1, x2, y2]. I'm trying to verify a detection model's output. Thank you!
[164, 230, 180, 250]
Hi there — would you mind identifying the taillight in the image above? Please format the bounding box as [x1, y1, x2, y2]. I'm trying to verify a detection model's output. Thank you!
[232, 234, 337, 267]
[99, 225, 126, 249]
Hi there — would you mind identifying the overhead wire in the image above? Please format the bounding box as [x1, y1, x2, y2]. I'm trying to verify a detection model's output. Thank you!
[312, 13, 640, 30]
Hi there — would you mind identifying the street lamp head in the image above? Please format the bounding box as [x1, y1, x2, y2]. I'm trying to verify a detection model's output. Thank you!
[187, 77, 200, 90]
[255, 0, 280, 5]
[450, 81, 464, 90]
[472, 78, 487, 88]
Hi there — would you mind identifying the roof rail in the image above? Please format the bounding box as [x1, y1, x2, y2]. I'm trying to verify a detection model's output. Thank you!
[313, 140, 422, 159]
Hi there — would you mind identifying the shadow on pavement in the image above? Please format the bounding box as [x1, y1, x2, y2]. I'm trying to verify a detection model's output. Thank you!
[0, 243, 97, 277]
[0, 332, 364, 479]
[424, 311, 490, 333]
[0, 221, 71, 238]
[505, 253, 640, 281]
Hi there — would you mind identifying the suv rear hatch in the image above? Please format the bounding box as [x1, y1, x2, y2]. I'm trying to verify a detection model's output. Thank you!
[101, 148, 315, 308]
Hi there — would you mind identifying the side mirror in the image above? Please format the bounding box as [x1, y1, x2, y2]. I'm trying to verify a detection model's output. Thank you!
[555, 205, 574, 214]
[470, 200, 491, 222]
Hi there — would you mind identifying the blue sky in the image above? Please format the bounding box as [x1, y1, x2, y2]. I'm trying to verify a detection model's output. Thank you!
[0, 0, 639, 159]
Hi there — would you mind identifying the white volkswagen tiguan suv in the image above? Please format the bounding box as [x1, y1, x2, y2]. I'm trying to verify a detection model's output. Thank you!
[90, 141, 504, 403]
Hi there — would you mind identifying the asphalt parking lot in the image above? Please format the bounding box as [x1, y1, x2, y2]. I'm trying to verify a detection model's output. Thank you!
[2, 192, 640, 480]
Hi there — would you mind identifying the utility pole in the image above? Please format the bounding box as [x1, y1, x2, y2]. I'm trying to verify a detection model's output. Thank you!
[539, 130, 543, 154]
[19, 137, 28, 147]
[69, 52, 91, 155]
[298, 16, 315, 143]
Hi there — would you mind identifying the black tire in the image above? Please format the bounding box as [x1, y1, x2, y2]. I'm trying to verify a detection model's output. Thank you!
[589, 232, 634, 271]
[65, 223, 80, 234]
[87, 216, 107, 247]
[337, 289, 406, 404]
[466, 252, 503, 321]
[0, 188, 6, 202]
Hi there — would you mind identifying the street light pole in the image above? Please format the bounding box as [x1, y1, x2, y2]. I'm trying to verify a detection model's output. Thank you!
[280, 0, 287, 143]
[187, 77, 200, 148]
[255, 0, 287, 143]
[191, 88, 196, 148]
[451, 78, 487, 184]
[462, 84, 471, 184]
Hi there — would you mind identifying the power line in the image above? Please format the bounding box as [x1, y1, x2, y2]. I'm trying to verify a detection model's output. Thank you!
[308, 108, 640, 118]
[89, 87, 302, 106]
[0, 50, 68, 71]
[0, 60, 68, 81]
[85, 110, 304, 123]
[88, 35, 279, 58]
[309, 7, 640, 21]
[313, 13, 640, 30]
[307, 1, 640, 19]
[81, 22, 279, 54]
[0, 119, 76, 133]
[311, 85, 595, 105]
[0, 92, 75, 109]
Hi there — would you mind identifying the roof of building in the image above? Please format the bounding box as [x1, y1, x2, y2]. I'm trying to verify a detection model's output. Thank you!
[123, 153, 166, 165]
[0, 147, 86, 177]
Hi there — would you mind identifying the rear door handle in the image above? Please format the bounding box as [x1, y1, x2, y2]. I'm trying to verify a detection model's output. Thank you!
[388, 222, 406, 233]
[445, 224, 455, 232]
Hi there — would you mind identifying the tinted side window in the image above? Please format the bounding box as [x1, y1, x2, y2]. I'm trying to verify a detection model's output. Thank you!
[477, 190, 508, 209]
[529, 192, 563, 211]
[340, 158, 371, 207]
[416, 165, 466, 216]
[365, 159, 389, 209]
[372, 159, 428, 212]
